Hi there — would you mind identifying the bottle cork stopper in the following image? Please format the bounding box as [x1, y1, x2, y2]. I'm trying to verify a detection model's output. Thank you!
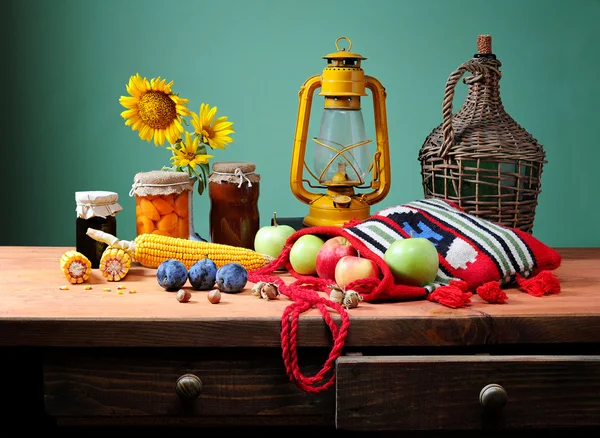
[477, 34, 492, 54]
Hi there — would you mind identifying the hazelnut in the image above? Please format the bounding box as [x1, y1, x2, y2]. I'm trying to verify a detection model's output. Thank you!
[207, 289, 221, 304]
[251, 281, 267, 297]
[260, 283, 280, 300]
[342, 290, 363, 309]
[176, 290, 192, 303]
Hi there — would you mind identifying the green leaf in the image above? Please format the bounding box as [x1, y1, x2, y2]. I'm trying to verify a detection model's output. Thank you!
[188, 165, 199, 177]
[197, 176, 205, 196]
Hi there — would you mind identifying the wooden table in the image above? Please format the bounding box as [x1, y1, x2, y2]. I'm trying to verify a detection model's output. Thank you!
[1, 247, 600, 433]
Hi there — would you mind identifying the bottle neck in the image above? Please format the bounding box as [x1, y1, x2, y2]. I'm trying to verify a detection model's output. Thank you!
[464, 60, 503, 109]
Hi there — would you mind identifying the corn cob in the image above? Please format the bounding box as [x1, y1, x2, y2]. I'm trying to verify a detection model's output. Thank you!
[86, 228, 275, 271]
[60, 250, 92, 284]
[99, 247, 132, 281]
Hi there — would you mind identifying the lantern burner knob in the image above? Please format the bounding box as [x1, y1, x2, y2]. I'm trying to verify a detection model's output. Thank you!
[333, 195, 352, 208]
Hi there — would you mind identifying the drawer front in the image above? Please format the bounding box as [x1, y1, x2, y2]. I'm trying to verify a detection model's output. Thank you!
[336, 355, 600, 430]
[44, 348, 333, 421]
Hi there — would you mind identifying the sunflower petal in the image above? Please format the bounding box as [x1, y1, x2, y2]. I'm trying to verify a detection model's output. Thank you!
[155, 129, 165, 146]
[206, 105, 217, 125]
[165, 125, 179, 144]
[211, 121, 234, 131]
[120, 109, 137, 119]
[215, 129, 235, 136]
[174, 118, 183, 132]
[119, 96, 139, 108]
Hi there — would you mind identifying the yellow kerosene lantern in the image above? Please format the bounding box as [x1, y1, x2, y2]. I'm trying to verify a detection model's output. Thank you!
[290, 36, 391, 227]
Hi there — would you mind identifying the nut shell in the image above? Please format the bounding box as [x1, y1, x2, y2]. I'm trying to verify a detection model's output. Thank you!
[207, 289, 221, 304]
[176, 290, 192, 303]
[260, 283, 280, 300]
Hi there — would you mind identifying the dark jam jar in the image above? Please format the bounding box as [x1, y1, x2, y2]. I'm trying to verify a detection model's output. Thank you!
[209, 162, 260, 249]
[75, 191, 121, 268]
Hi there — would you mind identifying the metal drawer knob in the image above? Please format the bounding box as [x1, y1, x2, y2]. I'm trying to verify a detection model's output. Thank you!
[176, 374, 203, 400]
[479, 383, 507, 411]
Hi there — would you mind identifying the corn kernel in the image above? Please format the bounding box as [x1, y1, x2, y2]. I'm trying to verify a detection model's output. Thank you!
[103, 287, 111, 292]
[129, 290, 137, 294]
[59, 285, 69, 290]
[84, 285, 92, 290]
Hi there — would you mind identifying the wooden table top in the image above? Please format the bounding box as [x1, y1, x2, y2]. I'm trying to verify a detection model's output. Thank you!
[1, 247, 599, 348]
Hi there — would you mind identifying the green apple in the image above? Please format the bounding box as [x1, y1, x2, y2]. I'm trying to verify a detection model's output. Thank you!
[383, 238, 439, 287]
[254, 212, 296, 259]
[289, 234, 325, 275]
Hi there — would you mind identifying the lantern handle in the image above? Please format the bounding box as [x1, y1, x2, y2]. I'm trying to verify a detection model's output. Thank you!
[440, 58, 502, 159]
[362, 75, 391, 205]
[335, 36, 352, 52]
[290, 74, 323, 205]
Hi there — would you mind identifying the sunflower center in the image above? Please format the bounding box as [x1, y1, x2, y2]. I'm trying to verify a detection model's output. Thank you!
[202, 128, 213, 140]
[138, 91, 177, 129]
[184, 151, 197, 161]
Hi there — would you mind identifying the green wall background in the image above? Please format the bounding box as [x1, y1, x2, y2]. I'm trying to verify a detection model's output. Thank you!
[4, 0, 599, 248]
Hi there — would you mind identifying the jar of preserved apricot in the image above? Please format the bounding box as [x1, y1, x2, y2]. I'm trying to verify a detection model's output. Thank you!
[75, 191, 122, 268]
[208, 162, 260, 249]
[130, 170, 193, 239]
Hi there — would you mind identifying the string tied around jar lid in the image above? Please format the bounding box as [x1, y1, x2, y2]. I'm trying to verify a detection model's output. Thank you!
[211, 167, 255, 188]
[128, 180, 192, 197]
[77, 200, 118, 217]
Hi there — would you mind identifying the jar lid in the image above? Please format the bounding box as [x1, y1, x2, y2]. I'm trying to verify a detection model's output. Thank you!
[75, 191, 122, 219]
[209, 161, 260, 185]
[212, 161, 256, 174]
[130, 170, 193, 197]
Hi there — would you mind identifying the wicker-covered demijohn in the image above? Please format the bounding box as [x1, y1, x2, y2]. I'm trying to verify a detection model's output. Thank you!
[419, 35, 546, 233]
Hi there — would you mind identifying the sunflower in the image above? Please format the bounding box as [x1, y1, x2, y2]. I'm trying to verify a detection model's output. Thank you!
[168, 131, 214, 171]
[191, 103, 235, 150]
[119, 73, 191, 146]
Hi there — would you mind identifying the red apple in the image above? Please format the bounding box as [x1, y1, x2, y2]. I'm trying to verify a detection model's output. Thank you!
[316, 236, 358, 280]
[334, 255, 381, 288]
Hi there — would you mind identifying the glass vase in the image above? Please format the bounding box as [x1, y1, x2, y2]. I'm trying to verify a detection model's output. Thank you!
[188, 177, 207, 242]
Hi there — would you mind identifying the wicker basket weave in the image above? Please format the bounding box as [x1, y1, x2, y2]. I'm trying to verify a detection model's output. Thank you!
[419, 35, 546, 233]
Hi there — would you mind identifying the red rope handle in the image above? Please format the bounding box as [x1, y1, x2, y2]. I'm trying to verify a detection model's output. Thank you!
[249, 231, 352, 393]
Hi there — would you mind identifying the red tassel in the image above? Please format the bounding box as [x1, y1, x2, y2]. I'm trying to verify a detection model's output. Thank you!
[516, 270, 561, 297]
[476, 281, 508, 304]
[428, 282, 472, 308]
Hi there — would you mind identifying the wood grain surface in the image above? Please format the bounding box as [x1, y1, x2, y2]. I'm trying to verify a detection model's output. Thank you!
[44, 348, 334, 420]
[336, 355, 600, 430]
[1, 247, 599, 347]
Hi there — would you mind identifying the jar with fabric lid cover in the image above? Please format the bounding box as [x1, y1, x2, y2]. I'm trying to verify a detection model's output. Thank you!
[130, 170, 200, 240]
[75, 191, 122, 268]
[208, 162, 260, 249]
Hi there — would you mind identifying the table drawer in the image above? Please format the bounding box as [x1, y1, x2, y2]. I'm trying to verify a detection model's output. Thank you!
[44, 348, 333, 423]
[336, 355, 600, 430]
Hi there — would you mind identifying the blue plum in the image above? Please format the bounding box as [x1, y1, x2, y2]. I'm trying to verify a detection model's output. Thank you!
[215, 263, 248, 293]
[189, 257, 218, 290]
[157, 259, 188, 291]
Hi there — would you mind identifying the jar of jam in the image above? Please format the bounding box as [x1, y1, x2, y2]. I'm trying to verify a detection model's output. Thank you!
[209, 162, 260, 249]
[130, 170, 194, 239]
[75, 191, 122, 268]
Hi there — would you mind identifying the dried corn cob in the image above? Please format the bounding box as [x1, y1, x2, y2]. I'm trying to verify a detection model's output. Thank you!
[60, 250, 92, 284]
[86, 228, 274, 271]
[99, 247, 132, 281]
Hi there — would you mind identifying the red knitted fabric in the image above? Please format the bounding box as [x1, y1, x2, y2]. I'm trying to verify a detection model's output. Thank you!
[476, 281, 509, 304]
